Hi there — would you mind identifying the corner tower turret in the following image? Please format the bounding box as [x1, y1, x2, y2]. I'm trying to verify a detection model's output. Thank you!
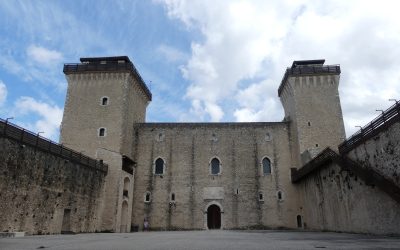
[279, 60, 345, 166]
[60, 56, 151, 232]
[61, 56, 151, 157]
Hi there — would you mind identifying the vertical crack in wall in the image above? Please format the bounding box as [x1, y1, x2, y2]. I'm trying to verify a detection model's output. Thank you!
[252, 132, 262, 225]
[231, 138, 238, 228]
[273, 138, 282, 223]
[166, 135, 173, 229]
[131, 128, 139, 225]
[145, 138, 154, 225]
[189, 135, 195, 228]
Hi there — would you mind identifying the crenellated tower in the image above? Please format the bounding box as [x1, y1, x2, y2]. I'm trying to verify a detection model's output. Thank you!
[279, 60, 346, 167]
[60, 56, 152, 232]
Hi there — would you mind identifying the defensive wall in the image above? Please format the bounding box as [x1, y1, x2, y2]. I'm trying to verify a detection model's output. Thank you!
[291, 102, 400, 235]
[0, 119, 108, 235]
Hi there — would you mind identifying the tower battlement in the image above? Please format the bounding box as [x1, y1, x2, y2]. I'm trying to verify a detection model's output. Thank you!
[63, 56, 152, 101]
[278, 59, 340, 96]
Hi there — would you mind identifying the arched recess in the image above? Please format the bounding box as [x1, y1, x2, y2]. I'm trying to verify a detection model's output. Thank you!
[120, 201, 129, 233]
[123, 177, 130, 198]
[204, 201, 224, 229]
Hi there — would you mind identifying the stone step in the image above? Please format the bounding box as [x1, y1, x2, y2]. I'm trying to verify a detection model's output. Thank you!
[0, 232, 25, 238]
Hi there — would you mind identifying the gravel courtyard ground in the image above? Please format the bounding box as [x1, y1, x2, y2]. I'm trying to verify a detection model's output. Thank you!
[1, 230, 400, 250]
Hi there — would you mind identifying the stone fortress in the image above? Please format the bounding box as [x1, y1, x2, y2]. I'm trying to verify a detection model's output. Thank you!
[1, 56, 399, 235]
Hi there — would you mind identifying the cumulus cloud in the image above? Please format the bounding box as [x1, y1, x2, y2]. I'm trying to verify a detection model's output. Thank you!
[0, 80, 7, 106]
[14, 97, 63, 140]
[157, 44, 188, 63]
[26, 45, 63, 66]
[159, 0, 400, 136]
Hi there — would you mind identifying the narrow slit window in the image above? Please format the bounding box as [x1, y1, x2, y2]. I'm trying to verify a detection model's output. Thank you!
[171, 193, 175, 202]
[144, 192, 151, 202]
[259, 192, 264, 201]
[277, 191, 283, 201]
[262, 157, 271, 175]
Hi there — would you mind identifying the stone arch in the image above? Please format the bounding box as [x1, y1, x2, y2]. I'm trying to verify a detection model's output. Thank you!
[204, 201, 224, 229]
[120, 200, 129, 233]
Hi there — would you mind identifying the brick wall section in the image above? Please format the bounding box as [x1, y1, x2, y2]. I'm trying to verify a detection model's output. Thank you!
[0, 137, 107, 235]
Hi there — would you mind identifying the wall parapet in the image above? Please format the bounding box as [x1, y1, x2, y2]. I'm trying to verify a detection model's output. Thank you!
[278, 64, 341, 96]
[291, 147, 400, 203]
[339, 101, 400, 154]
[0, 118, 108, 174]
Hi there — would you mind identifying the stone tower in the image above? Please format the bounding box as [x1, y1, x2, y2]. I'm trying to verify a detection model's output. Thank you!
[60, 56, 152, 232]
[279, 60, 346, 166]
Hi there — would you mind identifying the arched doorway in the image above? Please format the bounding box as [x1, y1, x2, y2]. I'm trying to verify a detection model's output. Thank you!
[121, 201, 128, 232]
[207, 204, 221, 229]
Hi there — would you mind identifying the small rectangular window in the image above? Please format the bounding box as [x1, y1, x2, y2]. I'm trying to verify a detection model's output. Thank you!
[99, 128, 106, 137]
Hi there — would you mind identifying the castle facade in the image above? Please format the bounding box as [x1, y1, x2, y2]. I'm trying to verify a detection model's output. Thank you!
[60, 57, 345, 231]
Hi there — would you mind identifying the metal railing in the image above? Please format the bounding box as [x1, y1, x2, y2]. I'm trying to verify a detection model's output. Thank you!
[0, 118, 107, 173]
[339, 101, 400, 154]
[291, 147, 339, 183]
[63, 61, 152, 101]
[278, 65, 341, 96]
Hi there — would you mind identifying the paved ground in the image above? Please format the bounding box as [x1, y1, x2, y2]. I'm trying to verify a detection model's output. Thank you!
[1, 230, 400, 250]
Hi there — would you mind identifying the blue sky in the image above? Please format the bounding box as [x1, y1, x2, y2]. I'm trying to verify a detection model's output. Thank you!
[1, 0, 400, 141]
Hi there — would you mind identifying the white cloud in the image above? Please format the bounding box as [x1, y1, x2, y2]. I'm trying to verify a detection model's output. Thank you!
[0, 80, 7, 106]
[26, 45, 63, 66]
[157, 44, 188, 63]
[159, 0, 400, 136]
[14, 97, 63, 140]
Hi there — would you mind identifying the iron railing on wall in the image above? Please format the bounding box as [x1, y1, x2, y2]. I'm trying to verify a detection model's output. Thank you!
[278, 65, 341, 96]
[339, 101, 400, 154]
[0, 118, 107, 173]
[291, 147, 340, 183]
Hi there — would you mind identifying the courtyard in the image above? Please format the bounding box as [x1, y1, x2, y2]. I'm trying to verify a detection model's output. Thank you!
[1, 230, 400, 250]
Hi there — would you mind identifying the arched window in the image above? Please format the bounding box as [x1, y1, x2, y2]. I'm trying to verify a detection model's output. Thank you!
[98, 128, 106, 137]
[101, 97, 109, 106]
[211, 158, 220, 175]
[155, 158, 165, 175]
[262, 157, 271, 175]
[144, 192, 151, 203]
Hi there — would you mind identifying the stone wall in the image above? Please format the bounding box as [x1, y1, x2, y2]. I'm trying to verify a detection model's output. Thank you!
[346, 122, 400, 188]
[0, 137, 107, 235]
[131, 122, 302, 230]
[297, 161, 400, 235]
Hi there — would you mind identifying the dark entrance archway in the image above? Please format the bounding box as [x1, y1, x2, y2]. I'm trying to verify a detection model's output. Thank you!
[207, 204, 221, 229]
